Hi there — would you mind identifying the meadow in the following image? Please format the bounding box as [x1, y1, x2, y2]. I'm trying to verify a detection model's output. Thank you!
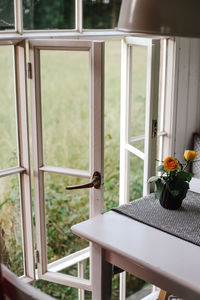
[0, 40, 147, 299]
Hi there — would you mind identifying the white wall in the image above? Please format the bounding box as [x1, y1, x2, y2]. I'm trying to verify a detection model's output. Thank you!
[163, 38, 200, 161]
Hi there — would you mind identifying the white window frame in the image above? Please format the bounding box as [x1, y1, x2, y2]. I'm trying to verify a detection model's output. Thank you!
[119, 37, 168, 300]
[0, 1, 177, 300]
[28, 39, 104, 292]
[0, 40, 35, 281]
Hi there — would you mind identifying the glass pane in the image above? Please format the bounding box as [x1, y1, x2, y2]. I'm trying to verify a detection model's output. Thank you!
[0, 174, 24, 276]
[104, 41, 121, 212]
[45, 173, 89, 264]
[34, 280, 78, 299]
[130, 46, 148, 139]
[23, 0, 75, 30]
[129, 154, 144, 201]
[0, 0, 14, 30]
[41, 50, 89, 170]
[83, 0, 122, 29]
[0, 46, 18, 170]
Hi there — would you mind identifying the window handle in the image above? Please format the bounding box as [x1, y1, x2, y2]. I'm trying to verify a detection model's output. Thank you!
[66, 171, 101, 190]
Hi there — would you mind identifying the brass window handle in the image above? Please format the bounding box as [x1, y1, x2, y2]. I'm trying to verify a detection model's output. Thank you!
[66, 171, 101, 190]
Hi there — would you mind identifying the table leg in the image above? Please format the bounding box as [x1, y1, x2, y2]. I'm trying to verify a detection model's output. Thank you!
[91, 243, 112, 300]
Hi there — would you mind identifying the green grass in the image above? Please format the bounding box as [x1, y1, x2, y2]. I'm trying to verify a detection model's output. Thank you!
[0, 40, 148, 298]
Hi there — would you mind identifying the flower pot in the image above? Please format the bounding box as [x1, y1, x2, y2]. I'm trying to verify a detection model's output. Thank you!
[159, 184, 187, 210]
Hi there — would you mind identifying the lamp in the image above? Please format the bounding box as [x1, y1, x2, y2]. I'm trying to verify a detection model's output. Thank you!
[117, 0, 200, 37]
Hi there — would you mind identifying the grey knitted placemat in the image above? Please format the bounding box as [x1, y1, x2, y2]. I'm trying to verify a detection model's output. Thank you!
[112, 190, 200, 246]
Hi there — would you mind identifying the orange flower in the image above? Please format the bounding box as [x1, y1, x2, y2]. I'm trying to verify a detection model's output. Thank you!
[184, 150, 198, 161]
[164, 157, 179, 171]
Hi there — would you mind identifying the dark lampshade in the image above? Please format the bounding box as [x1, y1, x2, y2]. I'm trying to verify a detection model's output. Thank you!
[117, 0, 200, 37]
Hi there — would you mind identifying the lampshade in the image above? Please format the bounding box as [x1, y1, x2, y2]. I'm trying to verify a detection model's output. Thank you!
[117, 0, 200, 37]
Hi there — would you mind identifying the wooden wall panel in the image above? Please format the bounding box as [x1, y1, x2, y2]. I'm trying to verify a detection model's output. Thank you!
[163, 38, 200, 160]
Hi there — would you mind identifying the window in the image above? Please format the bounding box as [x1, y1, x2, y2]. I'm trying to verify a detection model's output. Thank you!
[0, 1, 168, 299]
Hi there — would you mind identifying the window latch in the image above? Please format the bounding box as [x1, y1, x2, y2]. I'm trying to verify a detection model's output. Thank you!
[66, 171, 101, 190]
[152, 120, 158, 138]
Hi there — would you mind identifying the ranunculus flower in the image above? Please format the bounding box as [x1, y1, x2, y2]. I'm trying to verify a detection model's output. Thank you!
[184, 150, 198, 161]
[164, 156, 179, 171]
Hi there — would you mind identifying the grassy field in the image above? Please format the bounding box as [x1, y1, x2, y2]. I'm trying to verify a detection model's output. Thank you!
[0, 41, 147, 298]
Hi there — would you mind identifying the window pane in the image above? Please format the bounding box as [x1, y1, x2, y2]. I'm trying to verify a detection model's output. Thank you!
[130, 46, 148, 139]
[0, 46, 18, 170]
[104, 41, 121, 212]
[23, 0, 75, 30]
[0, 0, 14, 30]
[129, 153, 143, 201]
[0, 174, 24, 276]
[83, 0, 122, 29]
[41, 50, 89, 170]
[45, 173, 89, 264]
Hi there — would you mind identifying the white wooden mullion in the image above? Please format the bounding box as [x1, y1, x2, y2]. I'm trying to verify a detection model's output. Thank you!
[125, 144, 145, 160]
[41, 271, 91, 291]
[78, 261, 85, 300]
[0, 167, 25, 178]
[119, 39, 131, 207]
[40, 165, 90, 179]
[158, 39, 167, 164]
[119, 38, 132, 300]
[14, 0, 23, 34]
[89, 41, 104, 218]
[75, 0, 83, 33]
[14, 41, 35, 279]
[29, 41, 47, 277]
[89, 41, 104, 299]
[47, 247, 89, 272]
[143, 40, 160, 196]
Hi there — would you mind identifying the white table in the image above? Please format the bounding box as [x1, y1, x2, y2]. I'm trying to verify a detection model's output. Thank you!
[71, 210, 200, 300]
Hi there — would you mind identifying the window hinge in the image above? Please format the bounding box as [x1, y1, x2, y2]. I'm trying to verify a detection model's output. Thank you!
[152, 119, 158, 138]
[27, 62, 32, 79]
[34, 250, 40, 263]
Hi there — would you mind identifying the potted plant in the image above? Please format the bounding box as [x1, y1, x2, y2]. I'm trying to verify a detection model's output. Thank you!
[148, 150, 198, 210]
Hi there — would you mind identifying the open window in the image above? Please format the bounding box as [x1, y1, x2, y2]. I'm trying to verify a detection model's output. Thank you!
[28, 39, 104, 293]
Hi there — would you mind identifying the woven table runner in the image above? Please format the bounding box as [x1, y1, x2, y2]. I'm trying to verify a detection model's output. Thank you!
[112, 190, 200, 247]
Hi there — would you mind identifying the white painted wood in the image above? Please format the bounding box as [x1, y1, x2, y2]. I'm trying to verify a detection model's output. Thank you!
[119, 39, 131, 206]
[163, 38, 200, 160]
[119, 37, 160, 300]
[125, 144, 145, 160]
[14, 0, 23, 34]
[72, 211, 200, 300]
[0, 38, 23, 45]
[40, 165, 90, 179]
[14, 40, 35, 279]
[119, 272, 126, 300]
[189, 178, 200, 193]
[78, 261, 85, 300]
[162, 38, 177, 158]
[29, 41, 47, 277]
[47, 248, 89, 272]
[89, 41, 104, 218]
[130, 131, 167, 144]
[76, 0, 83, 33]
[41, 271, 92, 291]
[0, 167, 25, 178]
[143, 40, 160, 195]
[29, 40, 104, 292]
[158, 39, 167, 164]
[90, 243, 112, 300]
[1, 264, 54, 300]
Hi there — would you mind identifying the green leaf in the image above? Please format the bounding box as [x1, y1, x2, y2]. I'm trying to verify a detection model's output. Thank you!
[157, 165, 166, 174]
[148, 176, 160, 183]
[177, 171, 193, 182]
[155, 179, 163, 199]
